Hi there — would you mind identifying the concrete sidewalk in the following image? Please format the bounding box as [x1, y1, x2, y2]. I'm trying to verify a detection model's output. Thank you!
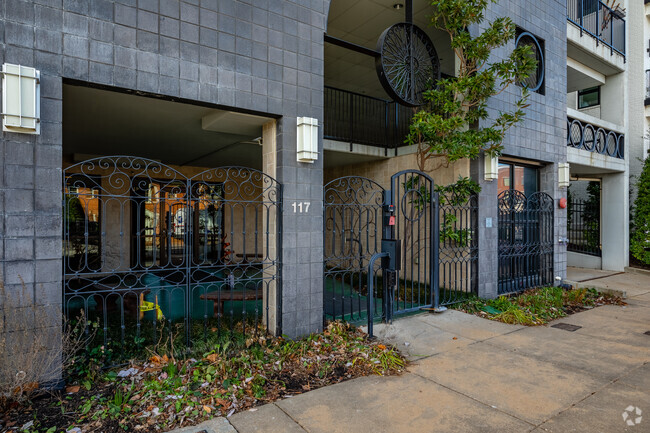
[182, 275, 650, 433]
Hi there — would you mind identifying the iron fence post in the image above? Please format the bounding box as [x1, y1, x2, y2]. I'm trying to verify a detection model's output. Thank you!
[366, 252, 389, 338]
[432, 191, 440, 309]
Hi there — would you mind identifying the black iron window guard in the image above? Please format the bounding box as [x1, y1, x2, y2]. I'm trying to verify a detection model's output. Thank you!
[324, 86, 414, 149]
[567, 0, 625, 58]
[567, 116, 624, 159]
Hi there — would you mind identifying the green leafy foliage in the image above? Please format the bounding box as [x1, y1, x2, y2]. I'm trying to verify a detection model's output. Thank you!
[455, 287, 625, 325]
[407, 0, 536, 165]
[631, 156, 650, 264]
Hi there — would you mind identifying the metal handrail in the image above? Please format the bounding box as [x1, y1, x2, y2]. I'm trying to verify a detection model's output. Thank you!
[567, 0, 625, 57]
[366, 252, 389, 338]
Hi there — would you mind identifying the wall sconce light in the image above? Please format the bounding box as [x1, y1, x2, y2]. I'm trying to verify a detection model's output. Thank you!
[297, 117, 319, 163]
[558, 162, 570, 188]
[2, 63, 40, 134]
[484, 153, 498, 181]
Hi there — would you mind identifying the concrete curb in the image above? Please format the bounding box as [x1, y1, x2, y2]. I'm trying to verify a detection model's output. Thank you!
[624, 266, 650, 276]
[170, 417, 236, 433]
[564, 280, 627, 298]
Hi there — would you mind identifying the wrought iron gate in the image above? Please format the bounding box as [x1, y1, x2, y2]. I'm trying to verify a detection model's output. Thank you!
[63, 156, 282, 353]
[498, 190, 554, 294]
[324, 171, 478, 324]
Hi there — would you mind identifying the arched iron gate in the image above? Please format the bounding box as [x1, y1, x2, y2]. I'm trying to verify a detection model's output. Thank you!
[324, 171, 478, 324]
[63, 156, 281, 354]
[498, 190, 554, 294]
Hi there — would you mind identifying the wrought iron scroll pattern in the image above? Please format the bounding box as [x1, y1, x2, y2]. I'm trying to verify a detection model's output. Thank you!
[438, 191, 479, 305]
[63, 156, 282, 355]
[498, 190, 554, 295]
[323, 176, 384, 322]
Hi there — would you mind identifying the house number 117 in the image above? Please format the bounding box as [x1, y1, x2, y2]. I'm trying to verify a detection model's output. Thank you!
[292, 202, 310, 213]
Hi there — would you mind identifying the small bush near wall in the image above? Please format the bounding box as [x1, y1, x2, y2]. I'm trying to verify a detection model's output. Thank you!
[631, 156, 650, 265]
[0, 282, 90, 409]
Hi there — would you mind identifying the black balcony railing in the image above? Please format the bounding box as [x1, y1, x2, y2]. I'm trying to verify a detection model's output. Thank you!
[645, 69, 650, 106]
[324, 86, 414, 149]
[567, 116, 624, 159]
[567, 0, 625, 57]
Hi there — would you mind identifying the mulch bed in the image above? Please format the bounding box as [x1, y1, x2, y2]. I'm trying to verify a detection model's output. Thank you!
[1, 322, 405, 433]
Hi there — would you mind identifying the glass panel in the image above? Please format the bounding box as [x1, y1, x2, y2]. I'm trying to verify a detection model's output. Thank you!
[514, 166, 538, 196]
[578, 87, 600, 109]
[498, 163, 511, 195]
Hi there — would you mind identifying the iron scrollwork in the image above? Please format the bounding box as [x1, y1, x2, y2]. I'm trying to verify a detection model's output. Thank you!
[63, 156, 282, 354]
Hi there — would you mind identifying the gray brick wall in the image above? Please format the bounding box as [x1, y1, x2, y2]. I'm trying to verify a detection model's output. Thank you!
[0, 0, 330, 350]
[473, 0, 568, 295]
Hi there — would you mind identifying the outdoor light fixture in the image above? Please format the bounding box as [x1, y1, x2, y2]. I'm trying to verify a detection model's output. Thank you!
[2, 63, 40, 134]
[484, 154, 498, 181]
[297, 117, 319, 163]
[393, 3, 404, 9]
[558, 162, 570, 188]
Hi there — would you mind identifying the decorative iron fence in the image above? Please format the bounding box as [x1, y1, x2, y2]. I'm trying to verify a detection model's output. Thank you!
[438, 190, 479, 305]
[63, 157, 282, 358]
[567, 0, 625, 57]
[567, 116, 624, 159]
[324, 86, 414, 149]
[567, 199, 601, 257]
[323, 175, 478, 324]
[498, 190, 554, 295]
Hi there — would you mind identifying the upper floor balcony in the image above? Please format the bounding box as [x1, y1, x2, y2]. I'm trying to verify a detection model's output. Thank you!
[567, 108, 625, 173]
[567, 0, 625, 59]
[324, 86, 414, 150]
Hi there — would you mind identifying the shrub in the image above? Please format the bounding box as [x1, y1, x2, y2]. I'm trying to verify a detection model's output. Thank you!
[0, 281, 90, 407]
[631, 156, 650, 264]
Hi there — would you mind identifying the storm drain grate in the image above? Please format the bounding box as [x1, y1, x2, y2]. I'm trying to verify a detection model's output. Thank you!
[551, 323, 582, 332]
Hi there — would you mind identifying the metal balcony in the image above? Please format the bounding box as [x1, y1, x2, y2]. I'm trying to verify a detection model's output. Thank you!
[324, 86, 414, 149]
[567, 0, 625, 58]
[567, 116, 624, 159]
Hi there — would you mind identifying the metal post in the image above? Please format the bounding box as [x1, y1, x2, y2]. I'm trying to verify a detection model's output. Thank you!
[367, 252, 389, 338]
[432, 191, 440, 309]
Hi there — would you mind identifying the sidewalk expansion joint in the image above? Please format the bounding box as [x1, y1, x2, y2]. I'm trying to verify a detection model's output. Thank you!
[410, 371, 537, 428]
[273, 403, 310, 432]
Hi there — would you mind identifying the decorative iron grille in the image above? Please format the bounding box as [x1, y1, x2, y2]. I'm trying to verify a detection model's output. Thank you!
[323, 175, 478, 324]
[498, 190, 554, 294]
[63, 157, 282, 357]
[567, 198, 601, 257]
[323, 176, 385, 323]
[438, 190, 479, 305]
[567, 116, 624, 159]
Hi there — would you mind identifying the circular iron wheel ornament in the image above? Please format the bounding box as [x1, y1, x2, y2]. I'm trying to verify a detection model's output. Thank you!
[376, 22, 440, 107]
[515, 31, 544, 92]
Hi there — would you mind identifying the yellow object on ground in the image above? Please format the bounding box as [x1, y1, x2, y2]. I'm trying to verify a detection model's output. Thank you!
[139, 293, 164, 320]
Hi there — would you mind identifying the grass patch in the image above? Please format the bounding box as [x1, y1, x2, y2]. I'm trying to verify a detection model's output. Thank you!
[452, 287, 625, 326]
[3, 322, 405, 432]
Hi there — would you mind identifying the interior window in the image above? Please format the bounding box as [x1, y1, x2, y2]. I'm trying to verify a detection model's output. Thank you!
[578, 87, 600, 109]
